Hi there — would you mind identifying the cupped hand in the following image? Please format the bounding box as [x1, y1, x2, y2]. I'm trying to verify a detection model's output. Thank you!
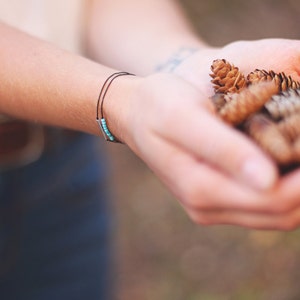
[174, 38, 300, 92]
[123, 39, 300, 230]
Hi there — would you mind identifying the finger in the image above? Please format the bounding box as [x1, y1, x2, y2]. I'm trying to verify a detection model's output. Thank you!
[187, 170, 300, 230]
[136, 131, 272, 212]
[137, 133, 300, 230]
[186, 168, 300, 217]
[154, 81, 278, 191]
[260, 169, 300, 214]
[188, 204, 300, 231]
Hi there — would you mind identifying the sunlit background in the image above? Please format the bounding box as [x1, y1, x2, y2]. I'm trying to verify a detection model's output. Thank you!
[107, 1, 300, 299]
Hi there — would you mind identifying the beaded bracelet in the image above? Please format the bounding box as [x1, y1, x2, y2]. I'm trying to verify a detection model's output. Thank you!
[96, 71, 135, 142]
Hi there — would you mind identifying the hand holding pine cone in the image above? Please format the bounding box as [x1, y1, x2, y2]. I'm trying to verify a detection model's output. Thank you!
[210, 59, 300, 171]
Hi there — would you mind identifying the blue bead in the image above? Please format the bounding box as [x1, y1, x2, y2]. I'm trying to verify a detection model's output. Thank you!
[99, 118, 116, 142]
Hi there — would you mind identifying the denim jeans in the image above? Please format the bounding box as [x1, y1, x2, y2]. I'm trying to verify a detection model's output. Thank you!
[0, 131, 113, 300]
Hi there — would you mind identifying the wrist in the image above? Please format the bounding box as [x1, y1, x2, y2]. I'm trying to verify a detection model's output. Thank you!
[99, 73, 143, 144]
[154, 39, 210, 73]
[155, 46, 200, 73]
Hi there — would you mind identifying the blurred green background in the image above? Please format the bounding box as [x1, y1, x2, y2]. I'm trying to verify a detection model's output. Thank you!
[108, 1, 300, 299]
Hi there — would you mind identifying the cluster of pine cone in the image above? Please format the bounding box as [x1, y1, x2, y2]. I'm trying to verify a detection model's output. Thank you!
[210, 59, 300, 171]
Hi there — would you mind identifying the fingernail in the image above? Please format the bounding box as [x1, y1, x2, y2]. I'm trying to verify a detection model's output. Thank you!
[242, 158, 278, 190]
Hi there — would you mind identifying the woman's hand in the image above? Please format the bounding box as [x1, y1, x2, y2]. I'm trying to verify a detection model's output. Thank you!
[173, 38, 300, 93]
[117, 39, 300, 231]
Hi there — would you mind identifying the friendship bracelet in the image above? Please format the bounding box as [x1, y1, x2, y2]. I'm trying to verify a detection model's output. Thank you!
[96, 71, 135, 142]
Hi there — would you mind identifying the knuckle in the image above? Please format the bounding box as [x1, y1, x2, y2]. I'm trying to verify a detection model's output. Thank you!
[189, 213, 215, 226]
[181, 188, 210, 211]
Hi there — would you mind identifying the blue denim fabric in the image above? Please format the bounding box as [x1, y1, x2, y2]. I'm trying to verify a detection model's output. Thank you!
[0, 131, 113, 300]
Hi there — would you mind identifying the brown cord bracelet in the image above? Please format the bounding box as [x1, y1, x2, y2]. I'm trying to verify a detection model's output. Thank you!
[96, 71, 135, 142]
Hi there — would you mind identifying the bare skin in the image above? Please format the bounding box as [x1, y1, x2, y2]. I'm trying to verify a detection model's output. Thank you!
[1, 0, 300, 230]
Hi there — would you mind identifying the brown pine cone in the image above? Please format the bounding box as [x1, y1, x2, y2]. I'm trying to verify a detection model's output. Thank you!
[265, 89, 300, 120]
[247, 69, 274, 84]
[247, 69, 300, 92]
[210, 59, 246, 94]
[219, 81, 278, 125]
[210, 93, 226, 110]
[245, 114, 294, 165]
[277, 113, 300, 142]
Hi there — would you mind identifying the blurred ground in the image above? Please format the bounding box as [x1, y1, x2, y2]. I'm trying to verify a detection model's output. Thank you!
[107, 1, 300, 299]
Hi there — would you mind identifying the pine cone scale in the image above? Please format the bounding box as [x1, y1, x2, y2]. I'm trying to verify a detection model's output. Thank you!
[210, 58, 300, 170]
[210, 59, 246, 94]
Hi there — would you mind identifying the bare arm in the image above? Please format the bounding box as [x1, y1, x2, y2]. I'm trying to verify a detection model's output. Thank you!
[3, 3, 300, 230]
[0, 22, 139, 140]
[86, 0, 207, 75]
[0, 0, 204, 135]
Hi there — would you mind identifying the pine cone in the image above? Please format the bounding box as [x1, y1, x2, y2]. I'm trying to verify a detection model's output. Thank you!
[247, 69, 300, 92]
[219, 81, 278, 125]
[210, 93, 226, 110]
[210, 59, 246, 94]
[265, 89, 300, 120]
[245, 114, 294, 165]
[277, 113, 300, 142]
[247, 69, 274, 84]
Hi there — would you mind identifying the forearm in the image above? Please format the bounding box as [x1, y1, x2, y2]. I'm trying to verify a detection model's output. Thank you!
[86, 0, 208, 75]
[0, 22, 138, 139]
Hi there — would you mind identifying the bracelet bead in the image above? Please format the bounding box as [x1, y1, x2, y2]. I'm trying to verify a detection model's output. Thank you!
[96, 71, 135, 143]
[101, 118, 114, 141]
